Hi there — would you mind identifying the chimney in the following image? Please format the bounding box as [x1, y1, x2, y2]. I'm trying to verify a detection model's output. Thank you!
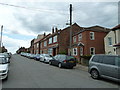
[44, 32, 46, 36]
[55, 27, 58, 32]
[52, 27, 54, 33]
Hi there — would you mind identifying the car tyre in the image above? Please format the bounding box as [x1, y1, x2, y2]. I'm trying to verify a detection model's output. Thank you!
[58, 63, 62, 68]
[91, 69, 99, 79]
[4, 75, 8, 81]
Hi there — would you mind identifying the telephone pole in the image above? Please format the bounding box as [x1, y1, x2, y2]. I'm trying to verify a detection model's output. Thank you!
[69, 4, 72, 55]
[0, 25, 3, 53]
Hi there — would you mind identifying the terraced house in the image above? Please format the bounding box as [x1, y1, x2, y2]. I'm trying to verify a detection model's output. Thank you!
[30, 23, 82, 56]
[72, 25, 111, 61]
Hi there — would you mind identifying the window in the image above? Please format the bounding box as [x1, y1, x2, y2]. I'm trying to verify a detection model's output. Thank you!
[53, 35, 57, 43]
[90, 32, 95, 40]
[49, 38, 52, 44]
[44, 41, 47, 47]
[80, 47, 83, 56]
[78, 33, 82, 41]
[73, 48, 77, 56]
[90, 47, 95, 55]
[108, 37, 112, 46]
[103, 56, 115, 65]
[73, 36, 77, 43]
[48, 48, 53, 55]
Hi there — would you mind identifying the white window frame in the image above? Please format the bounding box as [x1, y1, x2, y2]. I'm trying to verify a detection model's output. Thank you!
[73, 48, 77, 56]
[90, 47, 95, 55]
[44, 41, 47, 47]
[49, 38, 52, 44]
[73, 36, 77, 43]
[78, 33, 82, 41]
[53, 35, 57, 43]
[80, 47, 83, 56]
[108, 37, 112, 46]
[90, 32, 95, 40]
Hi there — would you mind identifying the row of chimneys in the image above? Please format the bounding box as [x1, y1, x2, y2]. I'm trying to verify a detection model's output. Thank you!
[52, 27, 58, 33]
[43, 27, 58, 36]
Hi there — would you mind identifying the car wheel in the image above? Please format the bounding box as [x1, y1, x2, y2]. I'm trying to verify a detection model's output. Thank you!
[58, 63, 62, 68]
[4, 75, 8, 81]
[91, 69, 99, 79]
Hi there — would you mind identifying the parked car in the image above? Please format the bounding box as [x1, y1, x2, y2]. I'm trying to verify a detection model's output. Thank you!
[34, 54, 41, 61]
[29, 54, 36, 59]
[49, 54, 77, 68]
[0, 54, 9, 80]
[0, 53, 10, 63]
[88, 54, 120, 82]
[40, 54, 53, 63]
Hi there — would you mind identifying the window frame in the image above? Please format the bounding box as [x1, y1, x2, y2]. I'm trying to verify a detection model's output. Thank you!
[90, 47, 95, 55]
[108, 37, 112, 46]
[78, 33, 82, 41]
[73, 48, 77, 56]
[90, 32, 95, 40]
[53, 35, 57, 43]
[49, 37, 52, 44]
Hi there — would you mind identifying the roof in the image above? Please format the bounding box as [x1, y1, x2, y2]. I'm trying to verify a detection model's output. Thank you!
[73, 25, 111, 36]
[113, 43, 120, 47]
[112, 24, 120, 31]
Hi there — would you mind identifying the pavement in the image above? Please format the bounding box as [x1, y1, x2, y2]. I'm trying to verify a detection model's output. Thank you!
[74, 64, 88, 72]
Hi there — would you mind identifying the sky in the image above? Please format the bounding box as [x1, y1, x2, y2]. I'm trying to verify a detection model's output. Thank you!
[0, 0, 119, 54]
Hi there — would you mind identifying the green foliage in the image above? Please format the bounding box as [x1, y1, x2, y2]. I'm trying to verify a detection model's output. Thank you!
[80, 55, 92, 59]
[58, 51, 67, 55]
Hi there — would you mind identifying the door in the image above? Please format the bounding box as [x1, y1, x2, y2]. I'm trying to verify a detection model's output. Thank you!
[53, 48, 56, 56]
[101, 56, 118, 79]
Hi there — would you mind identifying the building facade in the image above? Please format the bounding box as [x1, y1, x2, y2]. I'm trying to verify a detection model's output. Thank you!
[104, 24, 120, 55]
[72, 26, 110, 60]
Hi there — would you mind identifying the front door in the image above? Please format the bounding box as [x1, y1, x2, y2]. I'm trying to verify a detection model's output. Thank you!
[53, 48, 56, 56]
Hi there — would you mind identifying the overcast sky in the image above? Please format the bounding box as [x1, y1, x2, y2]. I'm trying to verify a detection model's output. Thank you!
[0, 0, 119, 53]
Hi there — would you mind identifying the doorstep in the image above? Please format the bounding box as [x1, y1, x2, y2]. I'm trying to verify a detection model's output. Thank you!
[74, 64, 88, 72]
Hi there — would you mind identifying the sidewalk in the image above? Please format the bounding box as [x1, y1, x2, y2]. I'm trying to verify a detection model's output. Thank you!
[74, 64, 88, 72]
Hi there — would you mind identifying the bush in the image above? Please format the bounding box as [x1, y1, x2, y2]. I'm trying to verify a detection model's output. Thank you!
[80, 55, 92, 66]
[58, 51, 67, 55]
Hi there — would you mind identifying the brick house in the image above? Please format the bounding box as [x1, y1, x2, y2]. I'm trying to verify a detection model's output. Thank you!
[72, 25, 110, 60]
[36, 23, 82, 56]
[33, 34, 44, 54]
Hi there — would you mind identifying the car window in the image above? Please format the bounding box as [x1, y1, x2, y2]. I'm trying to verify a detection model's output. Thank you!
[102, 56, 115, 65]
[59, 55, 66, 61]
[54, 55, 58, 60]
[91, 56, 99, 62]
[115, 56, 120, 67]
[0, 57, 7, 64]
[66, 56, 75, 60]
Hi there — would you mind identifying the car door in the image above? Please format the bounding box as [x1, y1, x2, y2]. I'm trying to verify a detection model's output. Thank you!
[115, 56, 120, 79]
[52, 55, 59, 65]
[100, 56, 118, 79]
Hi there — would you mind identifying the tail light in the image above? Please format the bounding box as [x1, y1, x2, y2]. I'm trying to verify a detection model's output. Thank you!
[63, 60, 67, 63]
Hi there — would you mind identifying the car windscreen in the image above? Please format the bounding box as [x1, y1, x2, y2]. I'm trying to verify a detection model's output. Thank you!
[45, 54, 52, 57]
[0, 57, 7, 64]
[66, 56, 75, 60]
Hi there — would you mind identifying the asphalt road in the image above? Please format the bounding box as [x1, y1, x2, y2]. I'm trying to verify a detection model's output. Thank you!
[2, 54, 120, 88]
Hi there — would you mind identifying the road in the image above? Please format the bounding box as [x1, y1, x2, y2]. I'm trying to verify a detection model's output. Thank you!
[2, 54, 120, 88]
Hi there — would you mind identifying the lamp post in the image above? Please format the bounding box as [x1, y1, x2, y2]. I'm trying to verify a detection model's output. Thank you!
[0, 25, 3, 53]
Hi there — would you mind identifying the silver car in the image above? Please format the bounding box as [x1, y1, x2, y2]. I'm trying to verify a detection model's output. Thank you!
[88, 54, 120, 82]
[0, 54, 9, 80]
[40, 54, 53, 63]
